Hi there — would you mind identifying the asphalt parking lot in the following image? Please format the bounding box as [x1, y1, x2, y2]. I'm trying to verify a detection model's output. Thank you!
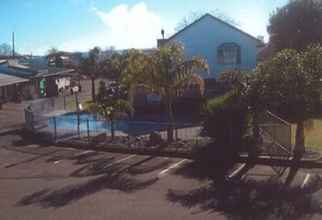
[1, 132, 322, 220]
[0, 133, 213, 220]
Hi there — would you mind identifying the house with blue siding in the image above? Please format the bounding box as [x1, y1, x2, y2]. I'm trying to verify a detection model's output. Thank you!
[158, 13, 264, 79]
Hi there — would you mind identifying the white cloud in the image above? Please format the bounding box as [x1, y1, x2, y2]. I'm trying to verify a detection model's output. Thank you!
[60, 2, 162, 52]
[93, 2, 162, 49]
[59, 31, 109, 52]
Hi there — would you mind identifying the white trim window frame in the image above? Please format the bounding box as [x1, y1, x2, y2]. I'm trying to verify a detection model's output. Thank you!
[217, 43, 241, 65]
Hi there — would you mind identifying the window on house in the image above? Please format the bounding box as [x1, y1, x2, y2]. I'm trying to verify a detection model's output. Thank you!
[217, 43, 241, 65]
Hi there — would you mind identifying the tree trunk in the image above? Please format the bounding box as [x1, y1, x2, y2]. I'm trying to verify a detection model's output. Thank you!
[91, 77, 96, 102]
[252, 110, 261, 145]
[128, 84, 134, 119]
[294, 120, 305, 160]
[166, 92, 174, 142]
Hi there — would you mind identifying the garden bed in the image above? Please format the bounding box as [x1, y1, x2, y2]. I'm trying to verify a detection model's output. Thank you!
[57, 134, 212, 159]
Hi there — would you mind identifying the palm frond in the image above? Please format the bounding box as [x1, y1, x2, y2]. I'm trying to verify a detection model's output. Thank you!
[114, 99, 134, 114]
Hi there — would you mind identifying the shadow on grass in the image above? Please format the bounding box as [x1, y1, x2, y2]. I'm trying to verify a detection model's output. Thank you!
[167, 172, 322, 220]
[17, 165, 158, 208]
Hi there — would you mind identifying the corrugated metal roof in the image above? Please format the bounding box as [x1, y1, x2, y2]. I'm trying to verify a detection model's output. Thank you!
[34, 68, 76, 78]
[0, 72, 29, 87]
[0, 64, 37, 78]
[8, 60, 30, 70]
[0, 60, 7, 64]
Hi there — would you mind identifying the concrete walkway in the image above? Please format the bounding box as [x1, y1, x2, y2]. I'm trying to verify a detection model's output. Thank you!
[0, 102, 28, 132]
[0, 79, 98, 133]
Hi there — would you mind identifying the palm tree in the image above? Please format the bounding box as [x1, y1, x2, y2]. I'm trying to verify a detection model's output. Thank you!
[100, 52, 127, 80]
[120, 49, 151, 113]
[80, 47, 101, 102]
[115, 44, 207, 142]
[149, 43, 208, 142]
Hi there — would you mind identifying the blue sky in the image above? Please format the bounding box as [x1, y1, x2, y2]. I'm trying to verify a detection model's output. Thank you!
[0, 0, 288, 55]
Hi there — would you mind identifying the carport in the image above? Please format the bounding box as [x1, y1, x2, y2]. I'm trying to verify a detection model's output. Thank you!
[0, 72, 29, 106]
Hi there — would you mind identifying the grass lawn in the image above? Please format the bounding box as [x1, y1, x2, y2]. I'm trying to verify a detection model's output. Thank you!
[292, 118, 322, 153]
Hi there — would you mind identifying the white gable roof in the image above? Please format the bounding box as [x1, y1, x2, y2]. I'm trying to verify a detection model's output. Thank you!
[167, 13, 264, 47]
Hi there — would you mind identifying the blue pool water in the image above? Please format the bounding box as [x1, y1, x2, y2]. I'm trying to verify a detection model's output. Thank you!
[48, 112, 168, 135]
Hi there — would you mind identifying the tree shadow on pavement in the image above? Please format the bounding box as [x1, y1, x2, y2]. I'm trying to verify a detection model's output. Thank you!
[11, 130, 52, 147]
[127, 159, 173, 175]
[173, 160, 235, 181]
[167, 174, 322, 220]
[45, 150, 100, 163]
[17, 165, 158, 208]
[69, 157, 119, 177]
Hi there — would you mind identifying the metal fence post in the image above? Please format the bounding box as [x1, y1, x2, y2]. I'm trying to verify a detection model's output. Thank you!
[30, 110, 35, 132]
[87, 119, 90, 140]
[75, 92, 80, 138]
[53, 116, 57, 142]
[63, 95, 66, 110]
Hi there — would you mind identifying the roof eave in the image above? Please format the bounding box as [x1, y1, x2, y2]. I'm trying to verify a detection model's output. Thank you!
[166, 13, 264, 45]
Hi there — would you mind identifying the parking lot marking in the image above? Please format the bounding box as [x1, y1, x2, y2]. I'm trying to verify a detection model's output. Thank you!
[4, 150, 60, 168]
[301, 173, 311, 188]
[110, 155, 136, 165]
[158, 159, 188, 178]
[228, 164, 247, 179]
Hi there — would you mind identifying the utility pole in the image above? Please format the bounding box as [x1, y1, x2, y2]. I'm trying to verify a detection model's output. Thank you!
[12, 32, 15, 58]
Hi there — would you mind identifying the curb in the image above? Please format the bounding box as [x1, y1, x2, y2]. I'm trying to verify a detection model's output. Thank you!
[0, 126, 24, 136]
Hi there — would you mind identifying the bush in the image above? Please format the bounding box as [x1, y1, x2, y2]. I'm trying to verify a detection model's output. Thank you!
[203, 91, 249, 146]
[217, 70, 244, 92]
[193, 91, 250, 179]
[192, 142, 238, 181]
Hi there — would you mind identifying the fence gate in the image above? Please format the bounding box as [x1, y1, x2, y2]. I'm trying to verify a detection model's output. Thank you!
[258, 111, 293, 176]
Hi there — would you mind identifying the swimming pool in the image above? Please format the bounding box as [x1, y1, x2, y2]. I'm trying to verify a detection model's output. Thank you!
[48, 112, 170, 135]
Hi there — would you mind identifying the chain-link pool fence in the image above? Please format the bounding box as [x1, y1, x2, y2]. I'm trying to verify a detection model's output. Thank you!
[28, 95, 78, 115]
[25, 97, 202, 143]
[258, 110, 293, 175]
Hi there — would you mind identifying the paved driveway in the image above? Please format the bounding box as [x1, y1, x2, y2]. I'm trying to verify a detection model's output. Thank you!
[1, 132, 322, 220]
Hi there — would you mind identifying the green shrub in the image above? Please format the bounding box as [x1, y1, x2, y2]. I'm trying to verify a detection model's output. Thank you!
[191, 92, 252, 180]
[203, 91, 249, 146]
